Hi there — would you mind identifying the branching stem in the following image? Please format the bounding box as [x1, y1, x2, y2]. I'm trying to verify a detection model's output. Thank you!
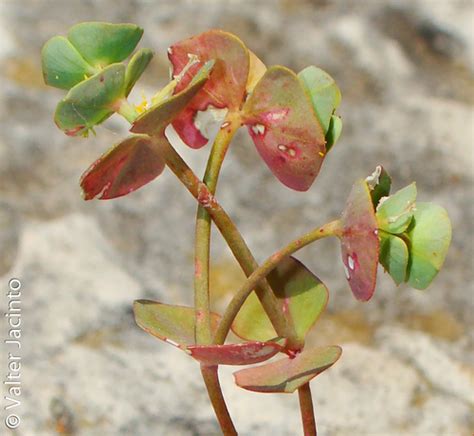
[214, 219, 342, 345]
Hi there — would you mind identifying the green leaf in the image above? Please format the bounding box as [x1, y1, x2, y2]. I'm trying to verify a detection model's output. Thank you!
[379, 232, 409, 285]
[54, 63, 126, 136]
[42, 36, 96, 90]
[68, 22, 143, 68]
[124, 48, 154, 96]
[133, 300, 221, 349]
[234, 345, 342, 393]
[131, 62, 213, 136]
[232, 256, 328, 342]
[406, 203, 451, 290]
[341, 179, 380, 301]
[366, 165, 392, 208]
[325, 115, 342, 152]
[377, 183, 417, 234]
[298, 66, 341, 133]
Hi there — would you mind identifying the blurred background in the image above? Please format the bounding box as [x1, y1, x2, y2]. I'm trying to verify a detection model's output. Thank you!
[0, 0, 472, 434]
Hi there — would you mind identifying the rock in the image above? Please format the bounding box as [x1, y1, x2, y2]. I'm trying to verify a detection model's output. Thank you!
[0, 0, 472, 434]
[0, 202, 20, 276]
[0, 214, 142, 359]
[376, 325, 474, 405]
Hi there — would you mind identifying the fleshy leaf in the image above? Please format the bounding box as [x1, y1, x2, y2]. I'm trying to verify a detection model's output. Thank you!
[366, 165, 392, 208]
[168, 30, 249, 148]
[379, 232, 409, 285]
[406, 203, 451, 290]
[377, 183, 417, 234]
[187, 341, 282, 366]
[54, 63, 126, 136]
[42, 36, 96, 90]
[125, 48, 154, 96]
[234, 345, 342, 393]
[325, 115, 342, 152]
[80, 135, 165, 200]
[246, 50, 266, 94]
[341, 179, 380, 301]
[298, 66, 341, 133]
[68, 22, 143, 67]
[131, 62, 212, 136]
[133, 300, 221, 349]
[232, 256, 328, 342]
[243, 66, 326, 191]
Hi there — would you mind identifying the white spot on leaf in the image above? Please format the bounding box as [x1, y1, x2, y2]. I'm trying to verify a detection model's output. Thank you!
[251, 124, 266, 135]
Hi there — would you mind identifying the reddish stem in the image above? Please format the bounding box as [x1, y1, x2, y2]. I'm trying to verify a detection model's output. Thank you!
[298, 383, 317, 436]
[201, 366, 237, 436]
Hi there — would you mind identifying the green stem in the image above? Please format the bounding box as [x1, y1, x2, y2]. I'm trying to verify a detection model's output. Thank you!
[150, 135, 298, 348]
[201, 366, 237, 436]
[115, 99, 139, 124]
[298, 383, 317, 436]
[214, 219, 342, 345]
[194, 113, 240, 345]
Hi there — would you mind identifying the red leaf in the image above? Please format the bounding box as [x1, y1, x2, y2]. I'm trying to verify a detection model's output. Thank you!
[242, 66, 326, 191]
[188, 341, 282, 366]
[168, 30, 249, 148]
[340, 179, 380, 300]
[80, 135, 165, 200]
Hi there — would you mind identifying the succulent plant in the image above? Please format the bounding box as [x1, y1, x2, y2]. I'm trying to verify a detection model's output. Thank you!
[42, 22, 452, 436]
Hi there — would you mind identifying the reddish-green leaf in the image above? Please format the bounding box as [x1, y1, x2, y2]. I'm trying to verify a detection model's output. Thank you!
[242, 66, 326, 191]
[234, 345, 342, 393]
[80, 135, 165, 200]
[188, 341, 282, 366]
[168, 30, 249, 148]
[232, 256, 328, 342]
[131, 62, 212, 136]
[340, 179, 380, 301]
[133, 300, 221, 349]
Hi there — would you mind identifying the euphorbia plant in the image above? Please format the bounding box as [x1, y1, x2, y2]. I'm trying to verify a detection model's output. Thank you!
[42, 22, 451, 435]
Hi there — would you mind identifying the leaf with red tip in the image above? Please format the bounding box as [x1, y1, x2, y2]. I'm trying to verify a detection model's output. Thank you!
[234, 345, 342, 393]
[242, 66, 326, 191]
[232, 256, 328, 342]
[133, 300, 221, 349]
[187, 341, 282, 366]
[168, 30, 249, 148]
[80, 135, 165, 200]
[131, 62, 212, 136]
[340, 179, 380, 301]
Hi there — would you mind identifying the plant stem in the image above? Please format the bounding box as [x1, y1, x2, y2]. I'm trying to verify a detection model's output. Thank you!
[194, 113, 240, 344]
[201, 365, 237, 436]
[213, 219, 342, 345]
[298, 383, 317, 436]
[150, 135, 298, 348]
[115, 99, 139, 124]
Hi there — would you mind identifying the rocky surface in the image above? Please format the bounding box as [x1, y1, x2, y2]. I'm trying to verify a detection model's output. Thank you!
[0, 0, 473, 435]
